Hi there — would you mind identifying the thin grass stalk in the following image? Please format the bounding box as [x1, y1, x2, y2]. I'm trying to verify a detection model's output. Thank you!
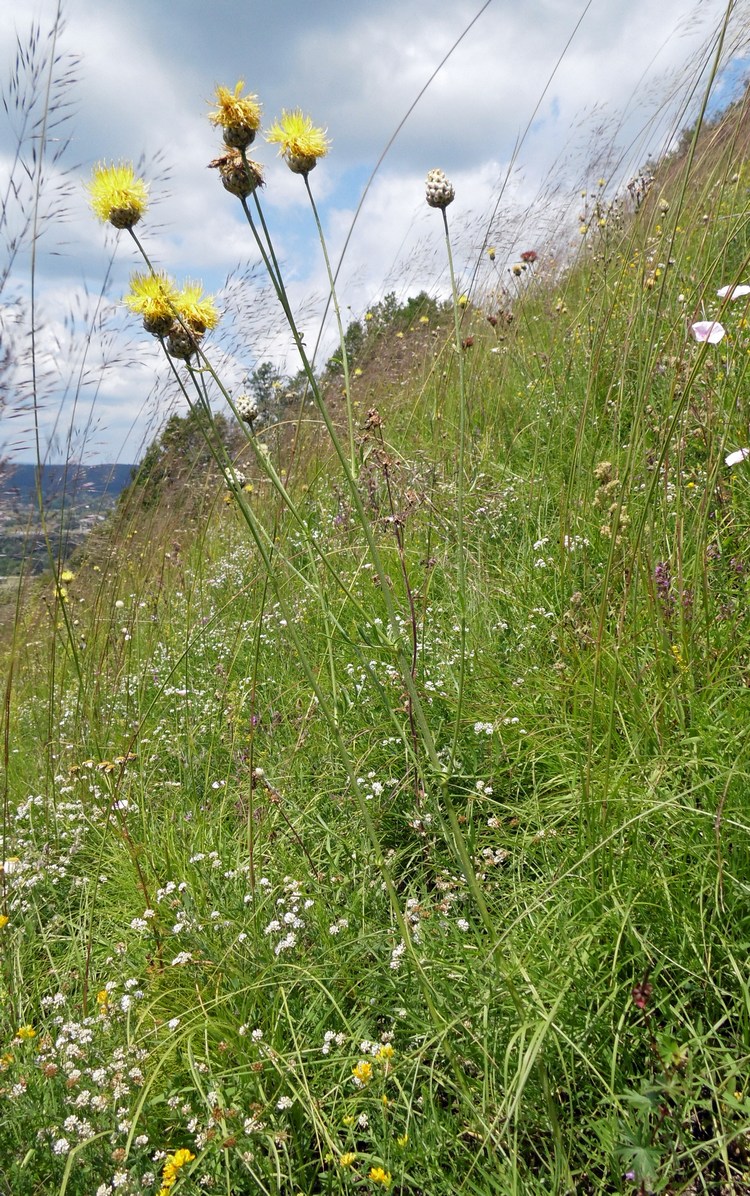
[303, 175, 356, 474]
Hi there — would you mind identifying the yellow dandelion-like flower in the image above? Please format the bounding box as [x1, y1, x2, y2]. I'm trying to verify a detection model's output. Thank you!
[208, 80, 262, 149]
[16, 1025, 36, 1040]
[368, 1167, 391, 1186]
[266, 108, 330, 175]
[174, 281, 219, 335]
[352, 1059, 373, 1085]
[87, 162, 148, 229]
[124, 271, 180, 337]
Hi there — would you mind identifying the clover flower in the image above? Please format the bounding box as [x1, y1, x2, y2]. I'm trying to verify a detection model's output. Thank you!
[425, 167, 455, 209]
[209, 148, 265, 198]
[266, 109, 330, 174]
[208, 81, 262, 149]
[87, 162, 148, 229]
[234, 394, 259, 423]
[690, 320, 726, 344]
[124, 271, 180, 337]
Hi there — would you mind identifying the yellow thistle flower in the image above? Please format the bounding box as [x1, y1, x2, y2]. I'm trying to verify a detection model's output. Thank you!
[124, 271, 180, 337]
[368, 1167, 391, 1186]
[87, 162, 148, 229]
[208, 81, 262, 149]
[266, 108, 330, 175]
[174, 281, 219, 335]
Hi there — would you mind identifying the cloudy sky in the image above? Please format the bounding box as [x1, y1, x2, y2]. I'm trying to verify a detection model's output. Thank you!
[1, 0, 747, 463]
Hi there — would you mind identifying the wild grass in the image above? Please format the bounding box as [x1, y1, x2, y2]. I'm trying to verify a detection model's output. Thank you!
[3, 3, 750, 1194]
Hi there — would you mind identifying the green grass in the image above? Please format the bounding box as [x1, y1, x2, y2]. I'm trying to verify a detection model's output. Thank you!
[5, 29, 750, 1196]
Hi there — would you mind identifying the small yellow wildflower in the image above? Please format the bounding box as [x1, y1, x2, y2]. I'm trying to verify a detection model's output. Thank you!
[352, 1059, 373, 1085]
[161, 1148, 195, 1188]
[60, 569, 75, 583]
[487, 246, 496, 260]
[124, 271, 180, 337]
[266, 108, 330, 174]
[339, 1152, 357, 1168]
[87, 162, 148, 229]
[0, 1052, 13, 1070]
[16, 1025, 36, 1040]
[368, 1167, 391, 1186]
[396, 1133, 408, 1147]
[419, 315, 429, 324]
[208, 81, 262, 149]
[0, 915, 8, 929]
[376, 1044, 394, 1061]
[365, 311, 373, 321]
[354, 367, 363, 377]
[342, 1114, 355, 1126]
[457, 294, 468, 308]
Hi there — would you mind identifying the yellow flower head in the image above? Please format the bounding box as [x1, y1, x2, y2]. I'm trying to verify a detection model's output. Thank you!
[124, 271, 180, 337]
[352, 1059, 373, 1085]
[209, 81, 262, 149]
[16, 1025, 36, 1040]
[175, 281, 220, 335]
[339, 1153, 357, 1168]
[161, 1148, 195, 1187]
[87, 162, 148, 229]
[376, 1043, 394, 1062]
[0, 915, 9, 929]
[60, 569, 75, 583]
[368, 1167, 391, 1186]
[266, 109, 330, 175]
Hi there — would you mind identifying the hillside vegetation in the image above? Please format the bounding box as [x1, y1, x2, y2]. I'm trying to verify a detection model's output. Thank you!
[4, 61, 750, 1196]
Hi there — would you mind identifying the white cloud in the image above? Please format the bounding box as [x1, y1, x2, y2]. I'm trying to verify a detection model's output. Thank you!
[1, 0, 748, 460]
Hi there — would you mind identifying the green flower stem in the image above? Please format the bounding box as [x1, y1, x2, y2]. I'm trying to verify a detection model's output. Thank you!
[239, 195, 443, 776]
[303, 174, 357, 475]
[440, 208, 469, 769]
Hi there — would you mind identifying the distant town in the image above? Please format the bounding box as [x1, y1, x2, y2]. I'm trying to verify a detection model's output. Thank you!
[0, 463, 135, 578]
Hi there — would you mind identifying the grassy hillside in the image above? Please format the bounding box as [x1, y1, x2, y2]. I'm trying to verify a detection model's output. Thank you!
[4, 68, 750, 1196]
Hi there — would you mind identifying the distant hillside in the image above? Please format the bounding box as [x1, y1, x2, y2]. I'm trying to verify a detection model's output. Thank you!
[0, 462, 135, 507]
